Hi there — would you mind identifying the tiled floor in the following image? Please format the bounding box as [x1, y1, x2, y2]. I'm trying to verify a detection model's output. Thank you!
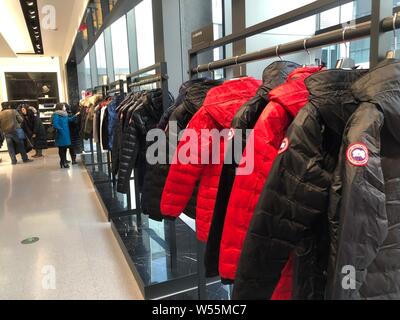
[0, 149, 143, 300]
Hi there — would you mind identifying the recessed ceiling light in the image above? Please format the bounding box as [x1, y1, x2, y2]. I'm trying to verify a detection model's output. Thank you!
[26, 1, 34, 6]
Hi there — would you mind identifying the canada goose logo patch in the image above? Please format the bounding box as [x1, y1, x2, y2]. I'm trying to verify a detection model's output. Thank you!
[346, 143, 369, 167]
[278, 138, 289, 155]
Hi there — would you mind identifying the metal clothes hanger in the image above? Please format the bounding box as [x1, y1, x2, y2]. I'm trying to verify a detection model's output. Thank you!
[386, 12, 400, 59]
[208, 62, 215, 80]
[335, 25, 356, 69]
[276, 45, 283, 61]
[303, 39, 313, 66]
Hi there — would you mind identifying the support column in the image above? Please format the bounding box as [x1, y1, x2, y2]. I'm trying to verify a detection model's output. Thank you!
[370, 0, 393, 68]
[232, 0, 246, 77]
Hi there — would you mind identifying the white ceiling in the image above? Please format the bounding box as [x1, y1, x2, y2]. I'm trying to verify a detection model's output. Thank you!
[38, 0, 89, 61]
[0, 0, 89, 61]
[0, 34, 17, 58]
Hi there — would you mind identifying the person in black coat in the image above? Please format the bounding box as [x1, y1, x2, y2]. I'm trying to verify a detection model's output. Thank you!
[66, 103, 82, 165]
[20, 105, 47, 158]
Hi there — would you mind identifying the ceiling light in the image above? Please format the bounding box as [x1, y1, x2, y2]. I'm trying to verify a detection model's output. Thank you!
[26, 1, 34, 6]
[0, 0, 33, 53]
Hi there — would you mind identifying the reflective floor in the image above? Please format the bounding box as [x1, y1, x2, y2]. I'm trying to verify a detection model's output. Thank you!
[0, 150, 143, 300]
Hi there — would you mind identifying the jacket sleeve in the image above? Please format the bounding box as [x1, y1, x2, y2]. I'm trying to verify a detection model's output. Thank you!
[233, 105, 332, 300]
[16, 112, 23, 124]
[117, 118, 140, 194]
[160, 110, 209, 218]
[327, 103, 387, 300]
[68, 115, 78, 123]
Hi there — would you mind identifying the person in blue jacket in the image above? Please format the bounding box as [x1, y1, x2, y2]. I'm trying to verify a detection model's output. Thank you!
[52, 103, 79, 169]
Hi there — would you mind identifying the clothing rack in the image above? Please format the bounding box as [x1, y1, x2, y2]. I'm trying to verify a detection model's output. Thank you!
[105, 80, 125, 184]
[126, 62, 170, 110]
[124, 62, 178, 270]
[191, 11, 400, 76]
[188, 0, 398, 300]
[107, 80, 125, 96]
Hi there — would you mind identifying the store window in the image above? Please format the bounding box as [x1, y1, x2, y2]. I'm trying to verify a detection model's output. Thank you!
[212, 0, 224, 79]
[135, 0, 155, 70]
[111, 15, 130, 80]
[90, 0, 104, 33]
[95, 33, 108, 85]
[77, 53, 92, 92]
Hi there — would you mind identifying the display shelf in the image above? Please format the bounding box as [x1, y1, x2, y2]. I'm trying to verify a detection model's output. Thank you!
[162, 281, 230, 300]
[111, 215, 218, 300]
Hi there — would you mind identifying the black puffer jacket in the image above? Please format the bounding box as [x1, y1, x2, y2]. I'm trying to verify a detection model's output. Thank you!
[233, 69, 367, 300]
[112, 92, 145, 176]
[157, 78, 209, 130]
[326, 59, 400, 300]
[205, 61, 300, 278]
[21, 108, 47, 150]
[141, 79, 222, 221]
[117, 89, 165, 194]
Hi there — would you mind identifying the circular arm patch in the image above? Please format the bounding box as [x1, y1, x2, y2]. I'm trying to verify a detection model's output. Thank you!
[346, 143, 369, 167]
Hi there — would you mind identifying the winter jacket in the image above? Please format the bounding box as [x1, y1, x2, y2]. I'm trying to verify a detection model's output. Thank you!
[68, 104, 83, 154]
[232, 68, 368, 300]
[157, 79, 207, 130]
[141, 79, 222, 221]
[205, 61, 301, 278]
[325, 59, 400, 300]
[53, 112, 77, 147]
[21, 109, 47, 150]
[218, 66, 321, 283]
[161, 77, 261, 242]
[0, 109, 23, 134]
[83, 95, 102, 139]
[112, 92, 144, 176]
[108, 94, 125, 150]
[117, 89, 165, 194]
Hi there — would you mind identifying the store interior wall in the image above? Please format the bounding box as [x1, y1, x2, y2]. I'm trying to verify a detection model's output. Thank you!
[0, 56, 66, 104]
[162, 0, 213, 96]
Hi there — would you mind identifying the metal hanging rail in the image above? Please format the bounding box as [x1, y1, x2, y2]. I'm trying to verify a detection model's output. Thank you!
[189, 0, 353, 55]
[124, 61, 178, 272]
[107, 80, 125, 95]
[191, 13, 400, 75]
[126, 62, 170, 111]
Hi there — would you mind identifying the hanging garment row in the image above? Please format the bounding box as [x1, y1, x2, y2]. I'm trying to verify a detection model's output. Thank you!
[144, 59, 400, 300]
[77, 58, 400, 300]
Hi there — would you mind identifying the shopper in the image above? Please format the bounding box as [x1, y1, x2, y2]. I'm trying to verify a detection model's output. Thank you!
[20, 105, 47, 158]
[52, 103, 79, 169]
[66, 103, 81, 165]
[0, 104, 33, 165]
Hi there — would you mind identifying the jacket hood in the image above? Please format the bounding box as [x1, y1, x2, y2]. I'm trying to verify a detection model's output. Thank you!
[352, 59, 400, 143]
[203, 77, 261, 128]
[306, 69, 368, 136]
[183, 79, 223, 115]
[268, 65, 322, 118]
[258, 61, 301, 97]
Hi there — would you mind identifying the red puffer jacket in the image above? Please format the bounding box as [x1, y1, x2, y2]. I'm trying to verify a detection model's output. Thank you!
[161, 77, 261, 242]
[218, 66, 322, 291]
